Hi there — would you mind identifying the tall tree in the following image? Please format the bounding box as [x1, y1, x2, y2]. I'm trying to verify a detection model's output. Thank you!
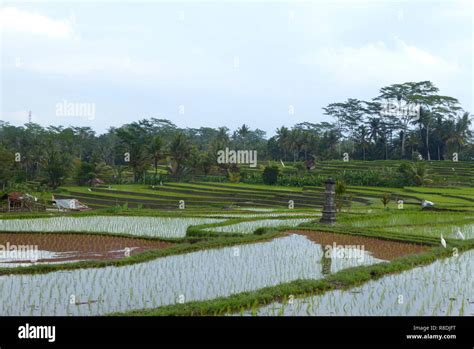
[149, 136, 164, 181]
[376, 81, 438, 158]
[168, 132, 192, 180]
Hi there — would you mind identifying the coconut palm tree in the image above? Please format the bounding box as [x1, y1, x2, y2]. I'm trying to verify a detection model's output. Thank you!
[236, 124, 250, 148]
[276, 126, 291, 161]
[168, 132, 192, 180]
[409, 162, 433, 186]
[149, 135, 164, 183]
[446, 112, 472, 155]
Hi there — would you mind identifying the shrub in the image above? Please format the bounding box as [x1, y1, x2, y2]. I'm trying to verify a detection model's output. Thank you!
[398, 162, 433, 186]
[381, 193, 391, 208]
[262, 166, 280, 185]
[227, 169, 241, 183]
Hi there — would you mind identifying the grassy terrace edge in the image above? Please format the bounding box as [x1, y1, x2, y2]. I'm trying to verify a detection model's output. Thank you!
[110, 238, 474, 317]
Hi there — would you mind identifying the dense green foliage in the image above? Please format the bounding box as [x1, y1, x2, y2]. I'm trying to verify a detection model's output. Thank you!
[1, 81, 472, 191]
[262, 165, 279, 185]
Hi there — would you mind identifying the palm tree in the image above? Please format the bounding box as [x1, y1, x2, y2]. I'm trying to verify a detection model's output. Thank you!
[355, 125, 369, 160]
[149, 136, 163, 183]
[446, 112, 472, 155]
[408, 163, 433, 186]
[288, 129, 302, 162]
[413, 107, 433, 160]
[276, 126, 290, 161]
[168, 132, 192, 180]
[367, 117, 381, 143]
[406, 131, 419, 158]
[237, 124, 250, 148]
[216, 127, 230, 144]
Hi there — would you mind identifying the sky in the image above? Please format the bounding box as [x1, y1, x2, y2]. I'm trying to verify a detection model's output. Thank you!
[1, 0, 472, 136]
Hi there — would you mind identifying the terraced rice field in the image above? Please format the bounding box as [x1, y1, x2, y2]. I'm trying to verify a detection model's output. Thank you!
[0, 234, 384, 315]
[57, 182, 366, 210]
[338, 211, 474, 240]
[206, 218, 314, 234]
[0, 233, 172, 267]
[1, 176, 473, 317]
[289, 231, 429, 260]
[381, 224, 474, 240]
[255, 160, 474, 187]
[0, 216, 224, 238]
[246, 249, 474, 316]
[55, 180, 474, 215]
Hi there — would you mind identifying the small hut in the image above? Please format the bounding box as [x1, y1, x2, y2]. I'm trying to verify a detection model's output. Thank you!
[8, 192, 24, 211]
[0, 192, 42, 212]
[52, 195, 90, 211]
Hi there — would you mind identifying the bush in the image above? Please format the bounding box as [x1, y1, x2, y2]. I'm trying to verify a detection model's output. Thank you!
[262, 166, 279, 185]
[398, 162, 432, 186]
[381, 193, 391, 208]
[227, 169, 241, 183]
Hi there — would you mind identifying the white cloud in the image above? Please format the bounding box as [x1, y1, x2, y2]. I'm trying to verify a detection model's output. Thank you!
[0, 7, 73, 39]
[301, 37, 462, 87]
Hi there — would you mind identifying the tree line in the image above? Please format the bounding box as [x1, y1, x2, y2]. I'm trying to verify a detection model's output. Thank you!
[0, 80, 472, 189]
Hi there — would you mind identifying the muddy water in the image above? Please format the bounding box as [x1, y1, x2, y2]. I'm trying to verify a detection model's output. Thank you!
[0, 234, 384, 315]
[288, 231, 429, 260]
[0, 233, 172, 267]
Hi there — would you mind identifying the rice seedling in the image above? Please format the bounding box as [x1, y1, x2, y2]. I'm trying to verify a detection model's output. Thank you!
[382, 223, 474, 240]
[206, 218, 313, 234]
[0, 234, 382, 316]
[0, 216, 224, 238]
[204, 212, 317, 219]
[246, 249, 474, 316]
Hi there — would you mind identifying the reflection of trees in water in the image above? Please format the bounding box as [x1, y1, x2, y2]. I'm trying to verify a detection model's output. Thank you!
[321, 245, 331, 276]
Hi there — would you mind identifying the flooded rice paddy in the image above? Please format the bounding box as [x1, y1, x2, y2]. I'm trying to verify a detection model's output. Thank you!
[0, 234, 384, 315]
[245, 249, 474, 316]
[0, 216, 224, 238]
[289, 231, 429, 260]
[0, 233, 172, 267]
[206, 218, 313, 234]
[383, 224, 474, 240]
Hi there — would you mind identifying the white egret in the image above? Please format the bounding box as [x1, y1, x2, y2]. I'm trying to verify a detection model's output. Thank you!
[455, 228, 465, 240]
[421, 200, 434, 207]
[440, 234, 447, 248]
